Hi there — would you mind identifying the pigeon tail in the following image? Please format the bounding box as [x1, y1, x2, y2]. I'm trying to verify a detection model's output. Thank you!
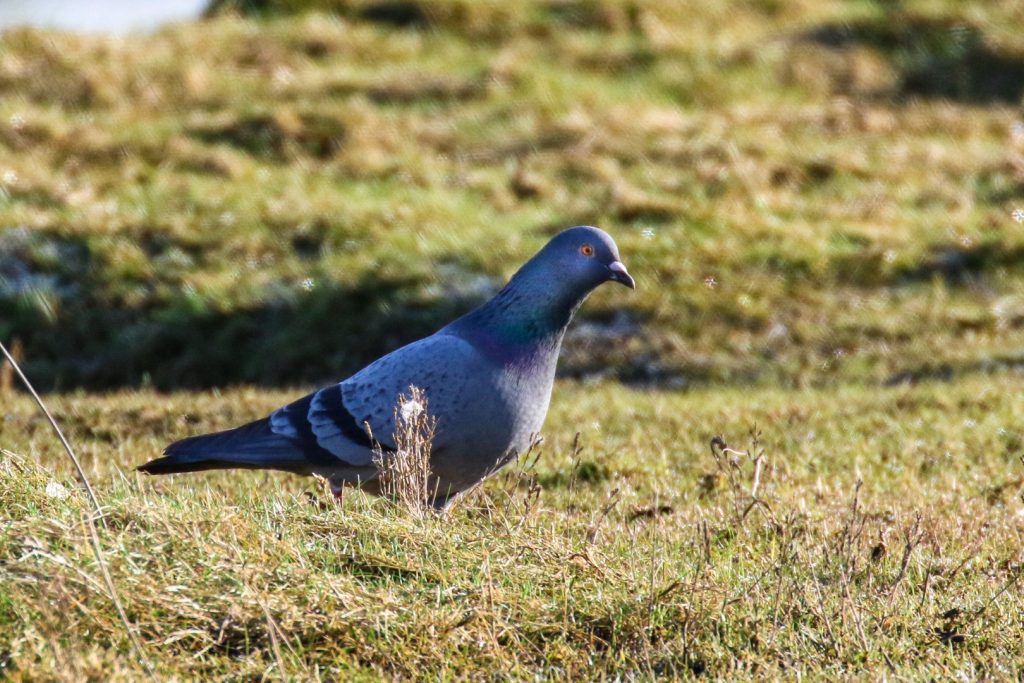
[138, 417, 314, 475]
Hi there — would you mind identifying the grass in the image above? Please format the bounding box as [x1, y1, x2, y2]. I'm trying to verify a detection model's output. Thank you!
[2, 0, 1024, 390]
[2, 379, 1024, 678]
[2, 0, 1024, 678]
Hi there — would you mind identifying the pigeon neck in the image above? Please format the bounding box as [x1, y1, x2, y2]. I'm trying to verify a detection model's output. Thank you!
[494, 280, 584, 340]
[452, 267, 588, 361]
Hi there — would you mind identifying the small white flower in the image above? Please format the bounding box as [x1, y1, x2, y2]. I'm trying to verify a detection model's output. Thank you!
[964, 419, 977, 428]
[703, 275, 717, 289]
[1013, 208, 1024, 224]
[300, 277, 315, 291]
[45, 481, 69, 499]
[400, 399, 424, 422]
[641, 227, 655, 239]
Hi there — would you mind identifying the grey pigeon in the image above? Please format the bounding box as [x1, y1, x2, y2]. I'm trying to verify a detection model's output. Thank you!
[139, 226, 635, 505]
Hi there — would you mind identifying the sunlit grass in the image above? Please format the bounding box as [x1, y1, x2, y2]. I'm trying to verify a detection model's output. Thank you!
[3, 0, 1024, 677]
[2, 1, 1024, 390]
[2, 377, 1023, 678]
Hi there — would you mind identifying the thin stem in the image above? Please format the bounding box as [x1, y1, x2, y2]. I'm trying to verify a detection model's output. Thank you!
[0, 340, 103, 521]
[1, 339, 153, 677]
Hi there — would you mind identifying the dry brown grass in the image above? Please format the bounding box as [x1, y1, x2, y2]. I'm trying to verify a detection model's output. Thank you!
[371, 386, 438, 513]
[2, 0, 1024, 678]
[2, 1, 1024, 392]
[2, 379, 1022, 678]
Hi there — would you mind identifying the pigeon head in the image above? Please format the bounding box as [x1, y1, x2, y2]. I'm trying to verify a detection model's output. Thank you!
[444, 225, 635, 361]
[450, 226, 634, 350]
[532, 225, 635, 292]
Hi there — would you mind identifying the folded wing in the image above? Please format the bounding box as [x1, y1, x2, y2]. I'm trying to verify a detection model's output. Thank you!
[139, 332, 481, 475]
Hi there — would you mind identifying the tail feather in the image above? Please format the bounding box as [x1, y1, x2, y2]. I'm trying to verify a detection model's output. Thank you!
[138, 417, 313, 475]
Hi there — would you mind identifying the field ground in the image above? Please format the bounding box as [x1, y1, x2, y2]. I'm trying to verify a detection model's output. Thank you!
[2, 0, 1024, 392]
[1, 379, 1023, 679]
[2, 0, 1024, 679]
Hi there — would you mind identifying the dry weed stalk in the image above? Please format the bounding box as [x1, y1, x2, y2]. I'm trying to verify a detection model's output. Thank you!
[0, 339, 153, 676]
[708, 427, 775, 525]
[481, 433, 544, 529]
[371, 385, 438, 514]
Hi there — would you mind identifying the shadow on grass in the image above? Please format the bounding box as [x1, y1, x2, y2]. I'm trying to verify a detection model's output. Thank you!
[0, 227, 657, 391]
[798, 14, 1024, 104]
[757, 236, 1024, 289]
[884, 352, 1024, 387]
[188, 111, 346, 162]
[2, 276, 481, 392]
[206, 0, 636, 35]
[0, 229, 481, 391]
[897, 242, 1024, 283]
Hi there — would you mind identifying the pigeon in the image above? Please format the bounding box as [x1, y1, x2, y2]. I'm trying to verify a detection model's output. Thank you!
[139, 226, 635, 506]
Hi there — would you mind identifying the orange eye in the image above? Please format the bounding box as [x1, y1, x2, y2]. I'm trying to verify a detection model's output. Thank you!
[580, 244, 595, 257]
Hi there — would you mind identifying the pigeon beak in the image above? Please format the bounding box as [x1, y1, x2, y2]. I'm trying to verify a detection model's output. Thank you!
[607, 261, 636, 289]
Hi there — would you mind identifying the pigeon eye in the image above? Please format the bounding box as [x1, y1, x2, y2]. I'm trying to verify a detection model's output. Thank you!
[580, 244, 595, 257]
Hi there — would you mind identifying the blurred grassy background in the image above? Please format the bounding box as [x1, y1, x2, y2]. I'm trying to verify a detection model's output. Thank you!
[3, 2, 1024, 679]
[2, 0, 1023, 390]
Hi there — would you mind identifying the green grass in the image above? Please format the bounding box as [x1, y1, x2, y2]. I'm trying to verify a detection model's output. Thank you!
[2, 379, 1024, 678]
[2, 0, 1024, 389]
[2, 0, 1024, 678]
